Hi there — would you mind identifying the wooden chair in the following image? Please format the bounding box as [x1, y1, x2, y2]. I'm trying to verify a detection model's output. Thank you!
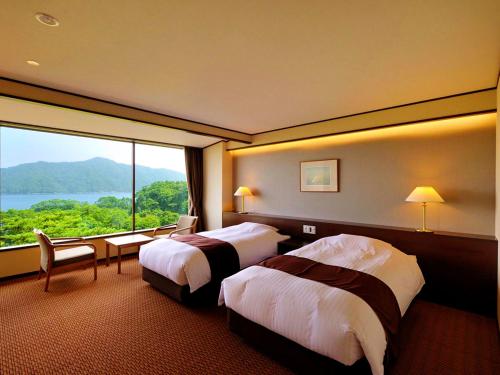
[33, 229, 97, 292]
[153, 215, 198, 239]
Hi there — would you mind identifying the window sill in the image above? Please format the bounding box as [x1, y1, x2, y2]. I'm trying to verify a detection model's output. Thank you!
[0, 226, 175, 253]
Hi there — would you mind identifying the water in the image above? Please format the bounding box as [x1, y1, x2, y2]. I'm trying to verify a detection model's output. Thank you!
[0, 192, 132, 210]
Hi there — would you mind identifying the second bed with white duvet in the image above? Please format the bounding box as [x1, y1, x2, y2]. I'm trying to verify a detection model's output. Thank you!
[220, 234, 425, 375]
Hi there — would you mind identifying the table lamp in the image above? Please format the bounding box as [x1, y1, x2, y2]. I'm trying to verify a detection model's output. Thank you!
[234, 186, 252, 214]
[406, 186, 444, 232]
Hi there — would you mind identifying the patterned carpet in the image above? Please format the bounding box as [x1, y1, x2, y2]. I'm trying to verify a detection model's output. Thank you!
[1, 257, 499, 375]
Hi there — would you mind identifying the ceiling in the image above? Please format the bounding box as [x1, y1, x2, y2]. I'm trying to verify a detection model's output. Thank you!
[0, 97, 221, 147]
[0, 0, 499, 134]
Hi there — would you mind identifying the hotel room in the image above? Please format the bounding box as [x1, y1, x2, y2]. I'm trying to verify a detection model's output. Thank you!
[0, 1, 499, 374]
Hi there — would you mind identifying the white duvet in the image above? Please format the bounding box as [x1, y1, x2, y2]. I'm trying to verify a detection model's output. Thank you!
[139, 222, 290, 292]
[220, 234, 425, 375]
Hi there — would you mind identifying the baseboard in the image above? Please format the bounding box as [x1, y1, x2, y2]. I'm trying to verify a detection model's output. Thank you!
[0, 253, 138, 283]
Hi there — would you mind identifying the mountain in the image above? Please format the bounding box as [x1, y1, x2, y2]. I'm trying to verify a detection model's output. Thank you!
[0, 157, 186, 194]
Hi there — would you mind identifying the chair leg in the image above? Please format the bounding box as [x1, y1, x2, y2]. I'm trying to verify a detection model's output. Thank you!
[37, 267, 43, 280]
[44, 269, 51, 292]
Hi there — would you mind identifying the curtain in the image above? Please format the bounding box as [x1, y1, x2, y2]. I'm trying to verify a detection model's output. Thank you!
[184, 146, 204, 231]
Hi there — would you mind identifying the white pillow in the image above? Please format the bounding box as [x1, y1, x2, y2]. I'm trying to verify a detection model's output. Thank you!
[237, 221, 279, 232]
[332, 233, 393, 256]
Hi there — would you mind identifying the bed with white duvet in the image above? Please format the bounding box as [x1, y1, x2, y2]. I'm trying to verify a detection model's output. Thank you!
[220, 234, 425, 375]
[139, 222, 289, 293]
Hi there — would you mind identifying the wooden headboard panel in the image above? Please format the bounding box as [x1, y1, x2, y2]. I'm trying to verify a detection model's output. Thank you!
[222, 212, 498, 317]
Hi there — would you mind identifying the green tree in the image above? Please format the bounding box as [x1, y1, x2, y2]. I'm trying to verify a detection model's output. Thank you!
[95, 196, 132, 211]
[136, 181, 188, 214]
[0, 180, 188, 247]
[31, 199, 81, 211]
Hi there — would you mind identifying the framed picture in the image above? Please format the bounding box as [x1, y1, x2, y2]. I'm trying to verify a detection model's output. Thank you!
[300, 159, 339, 192]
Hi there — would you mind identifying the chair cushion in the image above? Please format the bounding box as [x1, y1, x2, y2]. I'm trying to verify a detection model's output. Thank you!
[54, 246, 94, 267]
[154, 234, 172, 239]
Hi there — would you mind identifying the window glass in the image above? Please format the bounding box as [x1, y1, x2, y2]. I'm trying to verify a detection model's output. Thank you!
[0, 126, 133, 247]
[134, 144, 187, 230]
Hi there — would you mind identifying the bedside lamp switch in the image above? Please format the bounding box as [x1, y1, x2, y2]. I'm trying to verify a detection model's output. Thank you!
[303, 225, 316, 234]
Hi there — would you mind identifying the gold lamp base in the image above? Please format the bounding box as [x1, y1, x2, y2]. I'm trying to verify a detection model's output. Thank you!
[237, 195, 248, 214]
[415, 202, 434, 233]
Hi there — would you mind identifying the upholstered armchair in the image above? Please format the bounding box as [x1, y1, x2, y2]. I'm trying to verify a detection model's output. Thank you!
[34, 229, 98, 292]
[153, 215, 198, 239]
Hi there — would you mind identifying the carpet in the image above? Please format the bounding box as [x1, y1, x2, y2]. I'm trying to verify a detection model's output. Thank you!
[1, 258, 499, 374]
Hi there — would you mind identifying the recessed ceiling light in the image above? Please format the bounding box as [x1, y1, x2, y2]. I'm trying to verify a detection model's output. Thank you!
[26, 60, 40, 66]
[35, 12, 60, 27]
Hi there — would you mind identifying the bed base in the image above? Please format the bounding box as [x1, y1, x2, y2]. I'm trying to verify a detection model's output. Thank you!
[142, 267, 220, 306]
[227, 308, 371, 375]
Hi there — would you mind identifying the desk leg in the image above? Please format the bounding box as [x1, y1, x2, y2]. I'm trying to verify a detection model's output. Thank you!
[117, 246, 122, 274]
[105, 243, 110, 267]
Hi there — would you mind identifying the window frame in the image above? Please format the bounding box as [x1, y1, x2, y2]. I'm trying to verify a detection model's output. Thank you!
[0, 122, 187, 251]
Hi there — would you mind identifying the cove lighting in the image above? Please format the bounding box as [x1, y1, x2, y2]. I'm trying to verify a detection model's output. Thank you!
[229, 113, 496, 156]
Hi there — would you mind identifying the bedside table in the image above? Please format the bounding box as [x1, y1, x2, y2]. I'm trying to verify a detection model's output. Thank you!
[278, 237, 312, 254]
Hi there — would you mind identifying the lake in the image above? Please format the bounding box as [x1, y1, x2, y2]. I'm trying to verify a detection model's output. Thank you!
[0, 192, 131, 210]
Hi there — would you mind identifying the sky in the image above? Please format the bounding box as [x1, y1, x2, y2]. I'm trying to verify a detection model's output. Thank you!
[0, 126, 186, 173]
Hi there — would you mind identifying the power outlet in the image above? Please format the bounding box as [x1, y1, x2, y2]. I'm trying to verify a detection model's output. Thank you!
[303, 225, 316, 235]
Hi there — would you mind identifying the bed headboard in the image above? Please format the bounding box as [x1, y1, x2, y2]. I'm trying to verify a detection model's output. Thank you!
[222, 211, 498, 317]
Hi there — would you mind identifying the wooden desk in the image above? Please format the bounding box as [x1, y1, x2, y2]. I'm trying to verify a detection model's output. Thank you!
[104, 234, 153, 274]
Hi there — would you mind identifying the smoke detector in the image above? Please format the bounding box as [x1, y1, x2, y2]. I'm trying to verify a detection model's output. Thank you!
[35, 13, 60, 27]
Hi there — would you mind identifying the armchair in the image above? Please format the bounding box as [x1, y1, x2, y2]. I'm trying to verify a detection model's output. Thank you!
[153, 215, 198, 239]
[34, 229, 98, 292]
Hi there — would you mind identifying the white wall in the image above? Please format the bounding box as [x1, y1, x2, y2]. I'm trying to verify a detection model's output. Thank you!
[203, 142, 233, 230]
[233, 115, 496, 235]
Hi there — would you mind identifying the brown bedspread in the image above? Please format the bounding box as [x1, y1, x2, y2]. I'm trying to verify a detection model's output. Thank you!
[173, 234, 240, 283]
[258, 254, 401, 361]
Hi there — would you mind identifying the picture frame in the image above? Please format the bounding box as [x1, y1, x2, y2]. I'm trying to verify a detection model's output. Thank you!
[300, 159, 339, 192]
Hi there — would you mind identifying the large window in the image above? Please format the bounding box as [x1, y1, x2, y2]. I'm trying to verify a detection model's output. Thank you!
[134, 144, 188, 230]
[0, 126, 187, 248]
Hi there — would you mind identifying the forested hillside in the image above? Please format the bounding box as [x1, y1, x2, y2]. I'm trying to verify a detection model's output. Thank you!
[0, 181, 188, 247]
[0, 157, 186, 193]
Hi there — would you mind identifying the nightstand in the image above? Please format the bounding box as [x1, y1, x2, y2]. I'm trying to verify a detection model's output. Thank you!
[278, 237, 312, 254]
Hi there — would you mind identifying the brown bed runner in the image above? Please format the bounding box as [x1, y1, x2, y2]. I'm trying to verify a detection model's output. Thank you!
[258, 255, 401, 361]
[173, 234, 240, 283]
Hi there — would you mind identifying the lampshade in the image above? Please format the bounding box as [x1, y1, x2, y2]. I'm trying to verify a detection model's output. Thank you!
[406, 186, 444, 203]
[234, 186, 253, 197]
